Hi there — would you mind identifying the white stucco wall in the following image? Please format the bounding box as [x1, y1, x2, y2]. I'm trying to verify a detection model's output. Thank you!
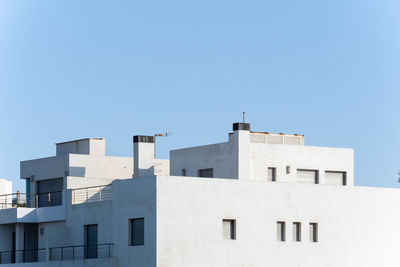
[156, 176, 400, 267]
[68, 155, 133, 180]
[170, 131, 353, 186]
[170, 141, 236, 178]
[248, 142, 354, 185]
[0, 179, 12, 195]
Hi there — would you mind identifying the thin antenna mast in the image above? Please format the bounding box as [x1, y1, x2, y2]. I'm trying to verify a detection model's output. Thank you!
[243, 112, 246, 123]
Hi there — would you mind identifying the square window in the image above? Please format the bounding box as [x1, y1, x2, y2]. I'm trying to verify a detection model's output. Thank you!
[130, 218, 144, 246]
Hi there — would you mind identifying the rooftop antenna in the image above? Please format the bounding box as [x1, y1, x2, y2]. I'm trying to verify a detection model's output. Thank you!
[243, 112, 246, 123]
[153, 132, 173, 154]
[154, 132, 173, 138]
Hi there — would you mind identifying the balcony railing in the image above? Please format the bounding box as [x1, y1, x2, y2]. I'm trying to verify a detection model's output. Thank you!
[0, 191, 62, 210]
[49, 243, 113, 261]
[0, 249, 46, 264]
[71, 185, 112, 204]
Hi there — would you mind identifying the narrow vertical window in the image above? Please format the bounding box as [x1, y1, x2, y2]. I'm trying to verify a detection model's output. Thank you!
[130, 218, 144, 246]
[222, 219, 236, 240]
[182, 168, 186, 176]
[268, 167, 276, 182]
[277, 221, 286, 241]
[293, 222, 301, 242]
[310, 223, 318, 242]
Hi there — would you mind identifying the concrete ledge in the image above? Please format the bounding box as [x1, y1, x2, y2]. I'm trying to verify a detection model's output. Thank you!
[0, 257, 117, 267]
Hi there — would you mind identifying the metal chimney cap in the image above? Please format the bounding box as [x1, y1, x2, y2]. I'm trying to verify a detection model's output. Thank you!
[233, 122, 251, 131]
[133, 135, 155, 143]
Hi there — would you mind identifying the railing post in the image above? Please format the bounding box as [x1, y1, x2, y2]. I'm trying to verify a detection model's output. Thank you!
[49, 248, 52, 261]
[72, 246, 75, 260]
[86, 188, 88, 202]
[73, 190, 75, 204]
[61, 247, 63, 261]
[109, 244, 111, 257]
[35, 195, 39, 208]
[99, 187, 102, 202]
[48, 192, 51, 207]
[16, 191, 20, 206]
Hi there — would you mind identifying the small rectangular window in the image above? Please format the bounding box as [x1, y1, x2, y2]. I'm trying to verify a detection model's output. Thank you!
[293, 222, 301, 242]
[310, 223, 318, 242]
[277, 221, 286, 241]
[198, 168, 213, 178]
[268, 167, 276, 182]
[325, 171, 347, 186]
[130, 218, 144, 246]
[297, 169, 319, 184]
[182, 168, 186, 176]
[222, 219, 236, 240]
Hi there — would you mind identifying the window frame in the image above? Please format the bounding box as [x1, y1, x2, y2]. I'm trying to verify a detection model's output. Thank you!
[222, 219, 236, 240]
[267, 167, 277, 182]
[198, 168, 213, 178]
[277, 221, 286, 242]
[293, 222, 301, 242]
[129, 218, 145, 246]
[309, 222, 318, 242]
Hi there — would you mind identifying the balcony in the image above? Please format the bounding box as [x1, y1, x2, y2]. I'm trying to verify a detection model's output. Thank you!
[0, 244, 113, 265]
[0, 249, 46, 264]
[0, 192, 66, 224]
[0, 191, 62, 210]
[49, 243, 113, 261]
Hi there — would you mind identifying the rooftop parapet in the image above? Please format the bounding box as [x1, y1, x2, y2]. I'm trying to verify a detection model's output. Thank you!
[56, 138, 106, 156]
[249, 132, 304, 145]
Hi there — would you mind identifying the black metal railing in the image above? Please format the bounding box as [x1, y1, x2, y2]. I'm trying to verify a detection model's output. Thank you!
[50, 243, 113, 261]
[0, 249, 46, 264]
[0, 191, 62, 209]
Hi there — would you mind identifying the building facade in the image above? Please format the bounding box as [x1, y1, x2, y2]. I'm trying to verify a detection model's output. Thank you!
[0, 122, 399, 266]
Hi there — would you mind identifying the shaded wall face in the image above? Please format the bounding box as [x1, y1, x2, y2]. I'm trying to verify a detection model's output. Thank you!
[112, 178, 157, 267]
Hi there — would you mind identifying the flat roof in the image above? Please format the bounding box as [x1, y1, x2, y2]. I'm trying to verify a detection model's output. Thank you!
[56, 138, 104, 145]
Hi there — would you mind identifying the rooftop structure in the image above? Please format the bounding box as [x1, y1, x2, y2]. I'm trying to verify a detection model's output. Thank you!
[0, 122, 398, 267]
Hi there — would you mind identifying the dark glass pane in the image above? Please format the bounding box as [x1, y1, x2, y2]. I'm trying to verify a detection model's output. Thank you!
[131, 218, 144, 246]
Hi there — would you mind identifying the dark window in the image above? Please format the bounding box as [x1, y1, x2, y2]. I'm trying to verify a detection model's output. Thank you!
[198, 168, 213, 178]
[293, 222, 301, 242]
[182, 168, 186, 176]
[85, 224, 98, 259]
[310, 223, 318, 242]
[130, 218, 144, 246]
[36, 178, 63, 207]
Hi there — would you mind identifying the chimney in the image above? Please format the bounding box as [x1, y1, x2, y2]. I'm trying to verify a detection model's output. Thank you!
[233, 122, 250, 179]
[133, 135, 155, 178]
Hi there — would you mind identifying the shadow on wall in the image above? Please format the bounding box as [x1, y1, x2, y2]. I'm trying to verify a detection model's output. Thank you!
[69, 167, 86, 177]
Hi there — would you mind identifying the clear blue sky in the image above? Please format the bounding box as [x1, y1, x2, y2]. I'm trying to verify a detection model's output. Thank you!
[1, 0, 399, 191]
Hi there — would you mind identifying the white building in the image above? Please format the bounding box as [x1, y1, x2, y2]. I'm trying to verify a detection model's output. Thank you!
[0, 122, 399, 266]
